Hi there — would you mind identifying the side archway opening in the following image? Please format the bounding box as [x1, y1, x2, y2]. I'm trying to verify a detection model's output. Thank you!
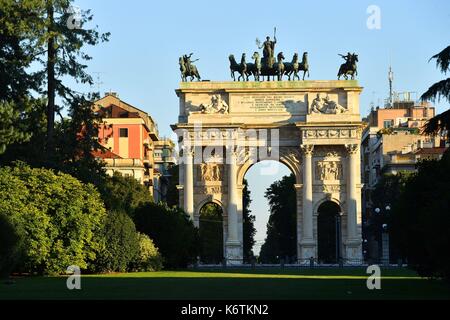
[317, 201, 342, 264]
[199, 202, 224, 264]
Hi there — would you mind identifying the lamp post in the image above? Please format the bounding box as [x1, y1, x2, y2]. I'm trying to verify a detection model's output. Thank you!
[374, 205, 391, 265]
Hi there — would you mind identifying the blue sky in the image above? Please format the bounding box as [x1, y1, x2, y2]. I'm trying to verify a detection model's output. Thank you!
[74, 0, 449, 253]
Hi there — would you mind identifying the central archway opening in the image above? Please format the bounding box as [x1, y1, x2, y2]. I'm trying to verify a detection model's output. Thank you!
[317, 201, 342, 264]
[199, 203, 223, 264]
[243, 160, 297, 264]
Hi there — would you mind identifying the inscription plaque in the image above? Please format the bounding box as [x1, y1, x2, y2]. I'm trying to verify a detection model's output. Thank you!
[232, 94, 306, 113]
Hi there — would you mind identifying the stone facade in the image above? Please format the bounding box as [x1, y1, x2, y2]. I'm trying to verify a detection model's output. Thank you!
[172, 81, 364, 264]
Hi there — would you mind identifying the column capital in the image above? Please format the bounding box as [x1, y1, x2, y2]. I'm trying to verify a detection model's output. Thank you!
[301, 144, 314, 155]
[225, 145, 238, 157]
[181, 145, 194, 157]
[345, 144, 359, 155]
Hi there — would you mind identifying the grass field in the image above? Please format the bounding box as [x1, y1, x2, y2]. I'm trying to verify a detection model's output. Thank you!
[1, 268, 449, 300]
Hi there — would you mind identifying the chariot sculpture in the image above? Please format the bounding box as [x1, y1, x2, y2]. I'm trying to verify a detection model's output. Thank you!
[229, 28, 310, 81]
[179, 29, 359, 82]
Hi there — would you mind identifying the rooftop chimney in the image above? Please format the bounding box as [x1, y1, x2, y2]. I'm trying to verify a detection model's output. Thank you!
[105, 91, 118, 98]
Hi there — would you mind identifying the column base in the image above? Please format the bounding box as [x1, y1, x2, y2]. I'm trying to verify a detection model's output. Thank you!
[299, 239, 316, 261]
[344, 239, 362, 264]
[225, 240, 243, 265]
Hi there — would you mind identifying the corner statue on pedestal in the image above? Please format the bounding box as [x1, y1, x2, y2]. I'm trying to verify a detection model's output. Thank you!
[179, 53, 201, 82]
[337, 52, 358, 80]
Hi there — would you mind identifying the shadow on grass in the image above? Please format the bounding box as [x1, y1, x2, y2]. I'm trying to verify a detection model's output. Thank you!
[1, 272, 449, 300]
[184, 267, 420, 277]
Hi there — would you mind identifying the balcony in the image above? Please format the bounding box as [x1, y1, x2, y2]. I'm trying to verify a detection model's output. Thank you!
[103, 158, 144, 168]
[148, 122, 159, 141]
[143, 155, 152, 168]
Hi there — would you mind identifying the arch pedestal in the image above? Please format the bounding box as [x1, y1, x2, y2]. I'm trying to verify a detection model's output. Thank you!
[172, 81, 364, 264]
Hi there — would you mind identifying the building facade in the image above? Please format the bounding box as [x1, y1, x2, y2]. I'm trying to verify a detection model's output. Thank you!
[93, 93, 159, 196]
[360, 97, 447, 262]
[361, 99, 436, 191]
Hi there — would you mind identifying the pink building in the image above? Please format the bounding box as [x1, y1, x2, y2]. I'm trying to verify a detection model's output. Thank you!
[93, 93, 159, 196]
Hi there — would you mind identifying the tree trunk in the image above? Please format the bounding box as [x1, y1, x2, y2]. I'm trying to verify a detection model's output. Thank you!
[47, 3, 55, 151]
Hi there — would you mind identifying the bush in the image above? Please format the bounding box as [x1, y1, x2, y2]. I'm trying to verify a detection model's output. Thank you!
[95, 211, 140, 273]
[0, 164, 106, 275]
[0, 213, 24, 278]
[132, 233, 163, 272]
[134, 203, 199, 268]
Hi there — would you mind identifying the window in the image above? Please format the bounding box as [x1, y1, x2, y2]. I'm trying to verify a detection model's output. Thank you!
[119, 128, 128, 137]
[383, 120, 393, 129]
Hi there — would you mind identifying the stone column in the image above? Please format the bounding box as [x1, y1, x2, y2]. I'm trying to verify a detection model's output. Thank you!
[294, 184, 303, 261]
[346, 144, 359, 240]
[183, 147, 194, 220]
[300, 144, 315, 260]
[226, 150, 241, 264]
[345, 143, 362, 262]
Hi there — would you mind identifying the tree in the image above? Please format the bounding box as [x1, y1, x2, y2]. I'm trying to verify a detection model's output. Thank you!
[0, 0, 110, 186]
[259, 174, 297, 263]
[134, 202, 199, 268]
[94, 211, 140, 273]
[0, 164, 106, 275]
[0, 101, 31, 154]
[369, 172, 413, 262]
[100, 172, 153, 218]
[165, 165, 180, 207]
[391, 153, 450, 280]
[34, 0, 110, 150]
[242, 179, 256, 262]
[0, 213, 24, 278]
[0, 2, 42, 154]
[421, 45, 450, 142]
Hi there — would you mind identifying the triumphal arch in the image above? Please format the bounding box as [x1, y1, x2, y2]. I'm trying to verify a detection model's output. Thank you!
[172, 80, 363, 264]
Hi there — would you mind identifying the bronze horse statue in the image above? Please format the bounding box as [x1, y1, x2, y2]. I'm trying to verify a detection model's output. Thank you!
[337, 53, 358, 80]
[248, 52, 285, 81]
[179, 56, 201, 82]
[284, 52, 309, 81]
[246, 51, 262, 81]
[229, 53, 248, 81]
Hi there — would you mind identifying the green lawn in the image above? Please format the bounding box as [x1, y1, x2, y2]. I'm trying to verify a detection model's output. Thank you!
[1, 268, 449, 300]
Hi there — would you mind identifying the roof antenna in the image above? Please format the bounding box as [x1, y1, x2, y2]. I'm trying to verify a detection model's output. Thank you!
[388, 53, 394, 108]
[92, 71, 105, 93]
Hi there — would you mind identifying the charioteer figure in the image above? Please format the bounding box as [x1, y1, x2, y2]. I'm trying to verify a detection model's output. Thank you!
[258, 35, 277, 68]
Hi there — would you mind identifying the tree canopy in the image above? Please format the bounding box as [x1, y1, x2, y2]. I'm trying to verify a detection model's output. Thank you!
[0, 0, 110, 187]
[421, 45, 450, 142]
